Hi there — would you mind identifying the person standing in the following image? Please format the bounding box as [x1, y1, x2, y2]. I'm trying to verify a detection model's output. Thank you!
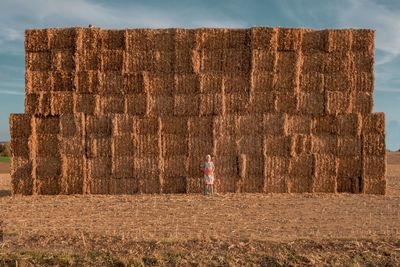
[202, 154, 215, 196]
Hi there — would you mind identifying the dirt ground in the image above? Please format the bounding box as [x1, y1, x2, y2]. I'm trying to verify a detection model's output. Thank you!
[0, 153, 399, 265]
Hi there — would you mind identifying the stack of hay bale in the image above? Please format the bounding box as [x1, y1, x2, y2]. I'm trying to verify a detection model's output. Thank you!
[9, 27, 386, 195]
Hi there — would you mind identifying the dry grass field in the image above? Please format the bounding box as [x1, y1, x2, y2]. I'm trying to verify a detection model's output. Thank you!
[0, 153, 399, 266]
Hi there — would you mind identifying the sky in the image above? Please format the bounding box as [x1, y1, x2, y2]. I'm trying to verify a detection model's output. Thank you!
[0, 0, 399, 150]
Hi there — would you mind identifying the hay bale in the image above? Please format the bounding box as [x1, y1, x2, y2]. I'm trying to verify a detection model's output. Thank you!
[101, 29, 126, 50]
[201, 49, 224, 72]
[224, 92, 250, 114]
[299, 73, 324, 93]
[362, 134, 386, 156]
[250, 27, 278, 50]
[224, 29, 250, 49]
[223, 73, 250, 93]
[74, 94, 97, 115]
[76, 50, 102, 71]
[301, 30, 328, 52]
[186, 177, 203, 193]
[275, 93, 299, 113]
[199, 93, 224, 115]
[80, 28, 102, 50]
[134, 117, 160, 135]
[112, 114, 134, 135]
[246, 155, 264, 177]
[237, 135, 263, 155]
[314, 154, 338, 177]
[215, 135, 237, 155]
[311, 135, 337, 154]
[10, 114, 32, 138]
[126, 93, 148, 115]
[61, 156, 84, 194]
[313, 115, 338, 135]
[242, 175, 265, 193]
[337, 156, 362, 184]
[248, 92, 276, 113]
[174, 94, 200, 116]
[98, 95, 125, 114]
[25, 93, 39, 114]
[353, 71, 373, 93]
[101, 72, 124, 95]
[112, 156, 134, 178]
[276, 51, 299, 74]
[362, 112, 385, 134]
[275, 71, 298, 92]
[236, 115, 264, 136]
[163, 156, 187, 177]
[35, 177, 61, 195]
[265, 135, 293, 156]
[351, 91, 373, 114]
[251, 71, 275, 92]
[162, 134, 189, 156]
[189, 137, 213, 158]
[51, 50, 75, 71]
[147, 73, 174, 95]
[223, 49, 251, 73]
[323, 52, 352, 74]
[26, 52, 51, 71]
[200, 73, 223, 93]
[337, 137, 362, 156]
[87, 137, 112, 158]
[264, 114, 287, 136]
[52, 71, 74, 91]
[213, 115, 237, 137]
[252, 50, 277, 72]
[124, 51, 153, 72]
[123, 73, 146, 94]
[326, 29, 352, 52]
[60, 137, 84, 156]
[161, 116, 188, 135]
[126, 29, 152, 51]
[175, 49, 199, 74]
[102, 50, 124, 71]
[89, 179, 111, 194]
[326, 91, 352, 114]
[34, 115, 60, 134]
[176, 29, 197, 50]
[11, 157, 33, 195]
[86, 115, 112, 137]
[286, 115, 312, 135]
[291, 134, 312, 155]
[363, 178, 386, 195]
[10, 138, 30, 158]
[48, 28, 79, 49]
[289, 155, 314, 178]
[88, 157, 112, 179]
[353, 51, 374, 73]
[109, 178, 139, 194]
[337, 114, 362, 136]
[35, 156, 62, 179]
[75, 71, 102, 94]
[198, 28, 225, 50]
[26, 71, 52, 93]
[153, 51, 176, 73]
[352, 29, 374, 53]
[113, 134, 134, 157]
[298, 92, 325, 115]
[25, 29, 49, 51]
[151, 29, 176, 51]
[277, 28, 303, 51]
[134, 157, 161, 194]
[264, 156, 289, 193]
[302, 52, 325, 73]
[175, 74, 200, 94]
[133, 134, 160, 156]
[188, 116, 214, 138]
[324, 74, 352, 92]
[51, 92, 74, 114]
[59, 114, 83, 137]
[362, 154, 386, 180]
[35, 134, 59, 157]
[162, 176, 187, 194]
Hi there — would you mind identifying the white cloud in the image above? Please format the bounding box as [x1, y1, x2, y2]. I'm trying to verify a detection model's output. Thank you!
[0, 90, 24, 96]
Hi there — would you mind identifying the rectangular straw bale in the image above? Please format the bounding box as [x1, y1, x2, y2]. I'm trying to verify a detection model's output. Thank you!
[224, 92, 250, 114]
[215, 136, 237, 155]
[9, 114, 32, 138]
[81, 28, 102, 50]
[352, 29, 374, 53]
[216, 155, 238, 175]
[11, 157, 32, 183]
[201, 49, 224, 72]
[218, 173, 239, 193]
[124, 51, 153, 72]
[326, 30, 352, 52]
[276, 51, 299, 74]
[175, 49, 199, 74]
[48, 28, 79, 49]
[59, 114, 83, 137]
[126, 29, 152, 51]
[61, 156, 84, 180]
[237, 115, 264, 136]
[323, 73, 352, 92]
[186, 177, 203, 193]
[51, 50, 75, 71]
[250, 27, 278, 50]
[25, 93, 39, 114]
[238, 135, 263, 155]
[275, 71, 298, 92]
[74, 94, 97, 115]
[200, 73, 222, 93]
[152, 51, 175, 73]
[189, 137, 213, 157]
[10, 138, 29, 157]
[36, 156, 62, 179]
[313, 115, 338, 135]
[101, 29, 126, 50]
[275, 92, 299, 113]
[163, 156, 187, 177]
[251, 71, 276, 92]
[162, 134, 188, 156]
[75, 71, 102, 94]
[288, 176, 313, 193]
[311, 135, 337, 154]
[174, 94, 200, 116]
[323, 52, 352, 74]
[87, 137, 112, 158]
[198, 28, 225, 49]
[161, 116, 188, 135]
[362, 112, 385, 134]
[112, 114, 133, 135]
[264, 114, 287, 136]
[298, 92, 325, 115]
[176, 29, 197, 50]
[291, 134, 312, 155]
[126, 93, 148, 115]
[337, 137, 362, 156]
[277, 28, 303, 51]
[134, 156, 161, 176]
[352, 51, 374, 73]
[112, 156, 134, 178]
[25, 29, 49, 51]
[312, 175, 337, 193]
[188, 116, 214, 138]
[148, 74, 175, 95]
[363, 178, 386, 195]
[264, 136, 293, 156]
[246, 155, 264, 177]
[289, 155, 314, 178]
[86, 115, 112, 137]
[34, 115, 60, 134]
[51, 92, 74, 114]
[52, 71, 74, 91]
[213, 115, 237, 137]
[60, 174, 84, 194]
[162, 176, 187, 194]
[89, 179, 111, 194]
[38, 93, 52, 115]
[88, 157, 112, 179]
[223, 49, 251, 73]
[187, 155, 204, 176]
[123, 73, 145, 94]
[224, 29, 250, 49]
[113, 134, 134, 157]
[264, 156, 289, 193]
[286, 115, 312, 135]
[151, 29, 176, 51]
[35, 177, 61, 195]
[248, 92, 276, 113]
[102, 50, 124, 71]
[134, 117, 160, 135]
[101, 71, 123, 95]
[363, 154, 386, 179]
[199, 93, 224, 115]
[299, 73, 324, 93]
[302, 52, 325, 73]
[242, 176, 265, 193]
[252, 50, 277, 72]
[223, 73, 250, 93]
[353, 71, 373, 93]
[314, 154, 338, 177]
[76, 50, 102, 71]
[338, 156, 362, 179]
[26, 71, 52, 93]
[26, 52, 51, 71]
[326, 91, 352, 114]
[337, 114, 362, 136]
[175, 74, 200, 94]
[362, 134, 385, 156]
[36, 134, 59, 157]
[133, 134, 160, 156]
[98, 95, 125, 114]
[110, 178, 139, 195]
[301, 30, 328, 52]
[12, 176, 33, 195]
[60, 137, 84, 156]
[351, 91, 373, 114]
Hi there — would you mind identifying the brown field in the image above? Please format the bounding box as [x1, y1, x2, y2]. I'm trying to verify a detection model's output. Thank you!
[0, 152, 399, 265]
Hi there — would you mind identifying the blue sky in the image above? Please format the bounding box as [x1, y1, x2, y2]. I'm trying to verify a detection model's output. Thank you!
[0, 0, 399, 150]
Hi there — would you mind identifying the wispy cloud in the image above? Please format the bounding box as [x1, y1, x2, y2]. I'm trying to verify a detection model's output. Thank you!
[0, 90, 24, 96]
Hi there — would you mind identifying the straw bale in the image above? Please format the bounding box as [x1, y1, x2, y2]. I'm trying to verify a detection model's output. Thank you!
[75, 71, 102, 94]
[25, 93, 39, 114]
[110, 178, 139, 194]
[162, 176, 187, 194]
[98, 95, 125, 114]
[326, 29, 352, 52]
[223, 49, 251, 73]
[248, 92, 276, 113]
[215, 136, 237, 155]
[218, 173, 239, 192]
[51, 92, 74, 114]
[52, 71, 73, 91]
[224, 92, 250, 114]
[188, 116, 214, 138]
[223, 73, 250, 93]
[352, 71, 373, 93]
[263, 114, 286, 136]
[86, 136, 112, 158]
[224, 29, 250, 49]
[264, 156, 289, 193]
[187, 155, 205, 176]
[163, 156, 187, 177]
[286, 115, 312, 135]
[289, 155, 314, 178]
[291, 134, 312, 155]
[59, 112, 83, 137]
[246, 155, 264, 177]
[213, 115, 237, 137]
[175, 29, 197, 50]
[151, 29, 175, 51]
[102, 50, 124, 71]
[326, 91, 352, 115]
[351, 91, 373, 114]
[89, 179, 111, 194]
[134, 156, 161, 177]
[35, 177, 61, 195]
[352, 29, 374, 53]
[80, 28, 102, 50]
[337, 137, 362, 156]
[237, 135, 263, 155]
[313, 115, 338, 135]
[186, 177, 203, 193]
[276, 51, 299, 74]
[60, 137, 84, 156]
[363, 154, 386, 179]
[74, 94, 97, 115]
[88, 157, 112, 179]
[133, 134, 160, 156]
[153, 51, 175, 73]
[112, 114, 134, 135]
[252, 50, 277, 72]
[38, 93, 52, 115]
[101, 71, 123, 95]
[288, 175, 313, 193]
[362, 112, 385, 135]
[51, 50, 75, 71]
[26, 71, 52, 93]
[112, 156, 134, 178]
[277, 28, 303, 51]
[200, 73, 223, 93]
[324, 73, 352, 92]
[199, 28, 225, 49]
[123, 73, 146, 94]
[49, 28, 79, 49]
[61, 157, 84, 182]
[162, 134, 188, 156]
[250, 71, 275, 92]
[174, 94, 200, 116]
[236, 115, 264, 136]
[199, 93, 224, 115]
[302, 52, 325, 73]
[35, 156, 62, 179]
[134, 117, 160, 135]
[299, 73, 324, 93]
[175, 49, 199, 74]
[264, 136, 293, 156]
[101, 29, 126, 50]
[26, 52, 51, 71]
[124, 51, 153, 72]
[35, 134, 59, 157]
[174, 74, 200, 94]
[242, 176, 264, 193]
[76, 50, 102, 71]
[298, 92, 325, 115]
[362, 134, 385, 156]
[275, 71, 298, 92]
[312, 175, 337, 193]
[10, 138, 29, 157]
[201, 49, 224, 72]
[337, 176, 362, 193]
[126, 29, 152, 51]
[126, 93, 148, 115]
[113, 134, 134, 157]
[161, 116, 188, 135]
[352, 51, 374, 73]
[189, 137, 213, 158]
[323, 52, 352, 74]
[338, 156, 362, 179]
[12, 176, 33, 195]
[301, 30, 328, 52]
[363, 179, 385, 195]
[148, 74, 175, 95]
[336, 114, 362, 136]
[9, 114, 32, 138]
[314, 154, 337, 177]
[11, 157, 32, 183]
[250, 27, 278, 50]
[275, 92, 299, 113]
[86, 115, 112, 137]
[137, 169, 161, 194]
[216, 155, 238, 175]
[25, 29, 49, 51]
[311, 135, 337, 154]
[34, 115, 60, 134]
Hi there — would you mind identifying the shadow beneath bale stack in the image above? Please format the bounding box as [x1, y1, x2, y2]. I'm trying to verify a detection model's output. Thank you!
[0, 190, 11, 197]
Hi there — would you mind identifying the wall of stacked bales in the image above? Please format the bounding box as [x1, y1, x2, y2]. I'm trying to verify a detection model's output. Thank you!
[9, 27, 386, 195]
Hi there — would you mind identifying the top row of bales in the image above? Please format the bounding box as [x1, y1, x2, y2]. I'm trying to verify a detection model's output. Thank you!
[25, 27, 374, 53]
